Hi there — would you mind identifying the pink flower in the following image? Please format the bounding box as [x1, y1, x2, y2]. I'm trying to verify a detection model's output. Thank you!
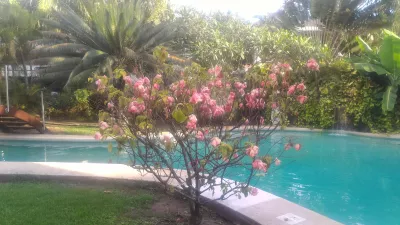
[123, 76, 133, 85]
[95, 79, 105, 91]
[196, 131, 204, 140]
[284, 143, 292, 150]
[208, 65, 223, 78]
[245, 88, 265, 109]
[215, 65, 223, 78]
[252, 159, 267, 172]
[260, 81, 265, 87]
[213, 106, 225, 117]
[107, 102, 114, 109]
[250, 187, 258, 196]
[259, 117, 265, 125]
[113, 125, 123, 135]
[201, 86, 210, 94]
[234, 82, 247, 96]
[224, 103, 233, 113]
[226, 83, 231, 88]
[186, 114, 197, 130]
[287, 85, 296, 95]
[281, 63, 292, 72]
[166, 96, 174, 106]
[296, 83, 306, 91]
[228, 92, 235, 101]
[307, 58, 319, 71]
[271, 102, 278, 109]
[190, 92, 203, 104]
[143, 77, 150, 85]
[271, 63, 280, 74]
[99, 121, 109, 130]
[178, 80, 186, 89]
[209, 99, 217, 108]
[239, 103, 244, 109]
[297, 95, 308, 104]
[211, 137, 221, 147]
[153, 83, 160, 90]
[269, 73, 277, 81]
[275, 158, 281, 166]
[128, 101, 146, 114]
[233, 153, 239, 158]
[246, 146, 259, 158]
[245, 119, 249, 125]
[214, 79, 223, 88]
[295, 144, 302, 151]
[154, 74, 162, 80]
[94, 132, 102, 140]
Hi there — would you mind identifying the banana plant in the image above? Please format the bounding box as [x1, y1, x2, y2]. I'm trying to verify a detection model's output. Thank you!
[353, 29, 400, 112]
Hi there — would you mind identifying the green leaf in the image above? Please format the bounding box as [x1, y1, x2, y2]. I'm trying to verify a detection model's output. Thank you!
[218, 143, 233, 159]
[382, 85, 398, 112]
[172, 109, 187, 123]
[181, 104, 194, 115]
[379, 30, 400, 73]
[355, 36, 373, 55]
[353, 63, 389, 75]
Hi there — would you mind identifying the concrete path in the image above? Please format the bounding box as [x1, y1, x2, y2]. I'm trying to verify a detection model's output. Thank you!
[0, 162, 342, 225]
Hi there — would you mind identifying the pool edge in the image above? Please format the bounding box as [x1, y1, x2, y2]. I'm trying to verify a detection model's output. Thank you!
[1, 127, 399, 141]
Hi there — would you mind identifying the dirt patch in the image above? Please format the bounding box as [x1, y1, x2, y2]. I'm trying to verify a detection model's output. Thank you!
[131, 191, 233, 225]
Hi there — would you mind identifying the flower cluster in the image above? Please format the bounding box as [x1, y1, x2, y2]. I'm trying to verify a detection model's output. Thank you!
[306, 58, 319, 71]
[288, 82, 308, 104]
[245, 88, 265, 109]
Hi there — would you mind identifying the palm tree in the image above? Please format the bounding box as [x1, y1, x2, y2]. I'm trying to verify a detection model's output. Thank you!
[265, 0, 397, 56]
[0, 1, 42, 86]
[29, 0, 176, 91]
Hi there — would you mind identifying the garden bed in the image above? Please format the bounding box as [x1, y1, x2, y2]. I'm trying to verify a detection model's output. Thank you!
[0, 181, 231, 225]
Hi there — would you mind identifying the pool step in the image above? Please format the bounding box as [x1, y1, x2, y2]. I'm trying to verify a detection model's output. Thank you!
[0, 116, 38, 132]
[0, 106, 44, 133]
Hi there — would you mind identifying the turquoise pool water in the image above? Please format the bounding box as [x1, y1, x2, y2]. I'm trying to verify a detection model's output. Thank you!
[1, 132, 399, 225]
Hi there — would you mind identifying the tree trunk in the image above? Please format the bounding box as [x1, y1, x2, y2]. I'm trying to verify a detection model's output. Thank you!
[189, 199, 202, 225]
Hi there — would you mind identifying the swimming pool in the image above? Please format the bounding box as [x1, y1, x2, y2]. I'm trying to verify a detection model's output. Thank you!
[1, 131, 399, 225]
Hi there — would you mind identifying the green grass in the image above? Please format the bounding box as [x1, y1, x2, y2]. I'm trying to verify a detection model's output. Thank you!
[47, 125, 98, 135]
[0, 182, 154, 225]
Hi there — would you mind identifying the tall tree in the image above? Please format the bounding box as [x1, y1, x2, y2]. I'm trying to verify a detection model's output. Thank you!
[0, 1, 42, 85]
[265, 0, 397, 56]
[29, 0, 176, 91]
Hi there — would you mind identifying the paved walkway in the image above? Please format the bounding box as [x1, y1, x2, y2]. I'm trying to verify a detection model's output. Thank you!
[0, 162, 342, 225]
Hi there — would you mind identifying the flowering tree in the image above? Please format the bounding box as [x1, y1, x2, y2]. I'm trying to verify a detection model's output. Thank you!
[306, 58, 321, 100]
[94, 59, 308, 224]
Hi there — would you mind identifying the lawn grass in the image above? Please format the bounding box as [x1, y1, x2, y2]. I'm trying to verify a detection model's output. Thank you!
[46, 125, 98, 135]
[0, 182, 154, 225]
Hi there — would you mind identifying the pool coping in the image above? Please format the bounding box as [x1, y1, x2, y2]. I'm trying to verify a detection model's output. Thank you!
[0, 162, 342, 225]
[1, 127, 400, 141]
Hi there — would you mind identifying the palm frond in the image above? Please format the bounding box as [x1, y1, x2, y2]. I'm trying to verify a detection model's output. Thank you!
[30, 57, 82, 65]
[39, 70, 71, 84]
[29, 43, 91, 59]
[66, 68, 96, 89]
